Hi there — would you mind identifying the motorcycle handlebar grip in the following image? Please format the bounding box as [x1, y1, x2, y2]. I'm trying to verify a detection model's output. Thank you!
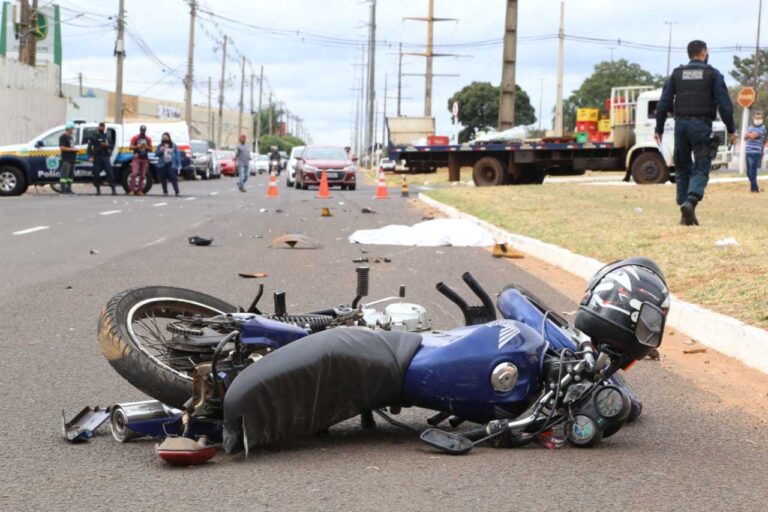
[461, 272, 497, 321]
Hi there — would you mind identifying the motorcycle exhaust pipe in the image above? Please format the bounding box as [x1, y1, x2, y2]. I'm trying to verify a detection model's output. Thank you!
[110, 400, 181, 443]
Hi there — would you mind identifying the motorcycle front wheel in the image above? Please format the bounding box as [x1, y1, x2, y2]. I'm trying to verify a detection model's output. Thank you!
[97, 286, 236, 409]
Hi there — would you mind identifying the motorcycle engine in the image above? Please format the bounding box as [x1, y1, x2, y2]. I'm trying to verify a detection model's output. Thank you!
[363, 303, 431, 332]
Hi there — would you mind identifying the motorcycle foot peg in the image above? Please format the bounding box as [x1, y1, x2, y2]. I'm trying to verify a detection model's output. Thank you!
[448, 416, 465, 428]
[360, 410, 376, 429]
[427, 411, 450, 426]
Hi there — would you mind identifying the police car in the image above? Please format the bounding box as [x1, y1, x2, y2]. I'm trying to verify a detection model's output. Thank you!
[0, 120, 192, 196]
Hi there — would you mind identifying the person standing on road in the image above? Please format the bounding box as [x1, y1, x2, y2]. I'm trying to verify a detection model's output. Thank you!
[155, 132, 181, 197]
[655, 40, 737, 226]
[744, 110, 765, 193]
[235, 134, 252, 192]
[129, 125, 153, 196]
[87, 122, 117, 196]
[58, 122, 78, 195]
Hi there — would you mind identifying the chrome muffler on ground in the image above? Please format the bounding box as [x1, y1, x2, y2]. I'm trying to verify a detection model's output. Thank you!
[110, 400, 181, 442]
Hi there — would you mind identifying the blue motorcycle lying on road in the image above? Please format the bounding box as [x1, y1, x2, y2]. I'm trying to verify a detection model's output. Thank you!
[83, 258, 669, 465]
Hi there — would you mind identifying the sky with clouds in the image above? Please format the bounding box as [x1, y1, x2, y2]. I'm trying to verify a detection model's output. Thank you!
[57, 0, 763, 144]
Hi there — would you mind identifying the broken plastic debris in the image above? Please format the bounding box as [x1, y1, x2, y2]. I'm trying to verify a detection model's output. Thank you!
[683, 347, 708, 355]
[353, 257, 370, 263]
[269, 234, 324, 249]
[634, 207, 643, 213]
[492, 242, 524, 259]
[61, 406, 112, 442]
[361, 207, 376, 214]
[188, 236, 213, 247]
[715, 237, 738, 247]
[238, 272, 269, 279]
[89, 249, 99, 255]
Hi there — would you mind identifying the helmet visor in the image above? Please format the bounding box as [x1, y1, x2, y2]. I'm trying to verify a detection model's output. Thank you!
[635, 303, 665, 348]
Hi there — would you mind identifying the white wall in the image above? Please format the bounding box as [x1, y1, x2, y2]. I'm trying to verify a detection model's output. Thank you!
[0, 57, 66, 145]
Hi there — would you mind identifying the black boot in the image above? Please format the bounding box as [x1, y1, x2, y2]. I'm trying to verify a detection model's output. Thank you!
[95, 185, 101, 196]
[111, 187, 117, 196]
[680, 201, 699, 226]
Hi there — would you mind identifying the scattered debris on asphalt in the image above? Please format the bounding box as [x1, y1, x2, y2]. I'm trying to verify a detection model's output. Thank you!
[349, 219, 494, 247]
[61, 406, 111, 442]
[188, 236, 213, 247]
[321, 207, 333, 217]
[422, 214, 435, 220]
[353, 257, 369, 263]
[715, 237, 739, 247]
[89, 249, 99, 255]
[683, 347, 708, 355]
[361, 207, 376, 214]
[269, 234, 324, 249]
[492, 242, 524, 259]
[634, 207, 643, 213]
[275, 209, 284, 213]
[373, 257, 392, 263]
[238, 272, 269, 279]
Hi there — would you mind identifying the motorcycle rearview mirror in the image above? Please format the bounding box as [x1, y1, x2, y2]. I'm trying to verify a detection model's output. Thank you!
[420, 428, 474, 455]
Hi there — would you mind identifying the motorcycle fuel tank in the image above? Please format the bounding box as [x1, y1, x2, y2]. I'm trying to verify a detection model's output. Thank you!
[401, 319, 547, 423]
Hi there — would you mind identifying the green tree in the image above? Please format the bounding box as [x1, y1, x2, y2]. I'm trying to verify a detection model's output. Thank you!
[447, 82, 536, 142]
[561, 59, 663, 132]
[257, 134, 305, 155]
[730, 50, 768, 116]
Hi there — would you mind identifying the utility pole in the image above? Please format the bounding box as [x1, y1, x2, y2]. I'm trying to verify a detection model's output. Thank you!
[268, 93, 273, 136]
[237, 55, 246, 137]
[755, 0, 763, 89]
[115, 0, 126, 124]
[498, 0, 518, 131]
[554, 1, 565, 136]
[397, 42, 403, 116]
[216, 35, 227, 148]
[404, 1, 457, 117]
[664, 21, 677, 78]
[207, 76, 213, 141]
[359, 46, 367, 159]
[353, 76, 361, 157]
[255, 66, 264, 150]
[249, 71, 255, 144]
[381, 75, 388, 167]
[184, 0, 196, 129]
[18, 0, 29, 63]
[538, 77, 544, 132]
[78, 73, 83, 97]
[365, 0, 377, 161]
[29, 0, 38, 66]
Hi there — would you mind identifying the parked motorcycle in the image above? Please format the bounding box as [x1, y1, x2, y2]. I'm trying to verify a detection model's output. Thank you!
[95, 258, 668, 464]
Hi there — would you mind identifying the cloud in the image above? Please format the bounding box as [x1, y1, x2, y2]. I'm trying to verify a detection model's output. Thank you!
[60, 0, 762, 144]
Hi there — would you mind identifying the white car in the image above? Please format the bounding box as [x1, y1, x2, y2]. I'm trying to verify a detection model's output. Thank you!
[249, 154, 269, 175]
[286, 145, 305, 186]
[379, 158, 397, 172]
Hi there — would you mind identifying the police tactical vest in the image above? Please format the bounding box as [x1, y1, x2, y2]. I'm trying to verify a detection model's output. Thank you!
[672, 64, 715, 118]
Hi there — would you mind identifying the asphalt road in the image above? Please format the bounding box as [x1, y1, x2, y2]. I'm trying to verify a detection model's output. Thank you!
[1, 176, 767, 511]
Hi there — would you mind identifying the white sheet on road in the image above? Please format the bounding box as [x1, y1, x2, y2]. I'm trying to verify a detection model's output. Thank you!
[349, 219, 494, 247]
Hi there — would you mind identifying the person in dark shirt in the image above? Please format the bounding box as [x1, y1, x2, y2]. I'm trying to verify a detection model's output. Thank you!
[87, 122, 117, 195]
[58, 122, 78, 195]
[655, 40, 737, 226]
[129, 125, 153, 196]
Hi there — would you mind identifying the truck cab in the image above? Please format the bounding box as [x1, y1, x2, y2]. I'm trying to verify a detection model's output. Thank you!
[615, 87, 732, 184]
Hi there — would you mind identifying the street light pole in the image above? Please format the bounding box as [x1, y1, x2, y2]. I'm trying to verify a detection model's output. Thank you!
[664, 21, 677, 78]
[755, 0, 763, 89]
[184, 0, 196, 129]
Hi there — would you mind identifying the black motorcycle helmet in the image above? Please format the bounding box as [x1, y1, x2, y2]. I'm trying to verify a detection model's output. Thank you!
[575, 257, 670, 367]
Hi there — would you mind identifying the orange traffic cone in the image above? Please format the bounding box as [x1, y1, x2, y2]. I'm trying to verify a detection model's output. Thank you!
[317, 170, 331, 198]
[374, 170, 389, 199]
[266, 170, 279, 198]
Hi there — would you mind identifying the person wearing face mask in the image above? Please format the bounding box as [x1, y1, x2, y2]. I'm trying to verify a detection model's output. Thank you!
[154, 132, 181, 197]
[655, 40, 737, 226]
[744, 111, 765, 193]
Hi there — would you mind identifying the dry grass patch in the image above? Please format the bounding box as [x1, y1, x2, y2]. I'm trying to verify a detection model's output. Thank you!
[427, 181, 768, 328]
[368, 167, 474, 187]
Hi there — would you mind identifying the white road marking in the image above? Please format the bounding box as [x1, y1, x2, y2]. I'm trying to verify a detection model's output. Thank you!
[13, 226, 50, 235]
[210, 191, 219, 196]
[153, 202, 167, 207]
[99, 210, 122, 216]
[184, 196, 196, 201]
[143, 237, 166, 247]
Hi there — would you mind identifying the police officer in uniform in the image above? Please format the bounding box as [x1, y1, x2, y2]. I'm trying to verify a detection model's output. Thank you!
[87, 122, 117, 195]
[655, 40, 737, 226]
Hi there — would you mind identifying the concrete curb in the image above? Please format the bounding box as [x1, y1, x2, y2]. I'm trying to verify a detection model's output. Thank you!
[419, 193, 768, 375]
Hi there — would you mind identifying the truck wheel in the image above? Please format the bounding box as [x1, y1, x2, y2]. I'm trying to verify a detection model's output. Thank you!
[472, 157, 506, 187]
[0, 165, 28, 196]
[631, 152, 670, 184]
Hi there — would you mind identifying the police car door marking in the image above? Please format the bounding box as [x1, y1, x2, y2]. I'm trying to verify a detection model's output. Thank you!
[486, 320, 521, 349]
[682, 70, 704, 80]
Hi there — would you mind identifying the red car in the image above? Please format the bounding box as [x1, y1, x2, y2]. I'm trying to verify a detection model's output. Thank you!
[295, 145, 357, 191]
[216, 150, 236, 176]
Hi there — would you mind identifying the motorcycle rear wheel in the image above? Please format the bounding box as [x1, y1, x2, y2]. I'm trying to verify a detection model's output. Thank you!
[98, 286, 236, 409]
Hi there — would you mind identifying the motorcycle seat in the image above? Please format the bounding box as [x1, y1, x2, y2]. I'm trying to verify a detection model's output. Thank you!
[223, 327, 422, 449]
